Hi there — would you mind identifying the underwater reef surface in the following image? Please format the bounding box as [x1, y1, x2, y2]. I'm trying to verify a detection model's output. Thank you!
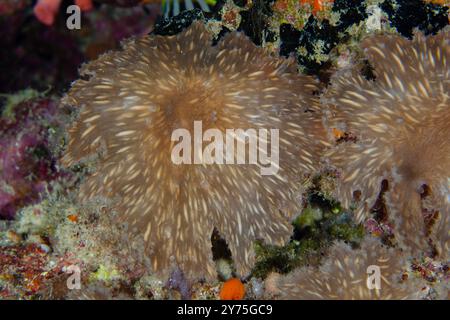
[0, 94, 68, 220]
[0, 0, 449, 300]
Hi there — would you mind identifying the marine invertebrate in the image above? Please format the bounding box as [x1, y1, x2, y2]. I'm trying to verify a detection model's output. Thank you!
[266, 238, 425, 300]
[33, 0, 61, 26]
[219, 278, 245, 300]
[63, 22, 327, 279]
[433, 208, 449, 261]
[323, 29, 450, 252]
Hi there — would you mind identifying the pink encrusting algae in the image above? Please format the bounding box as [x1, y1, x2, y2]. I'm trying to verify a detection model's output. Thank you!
[0, 97, 65, 219]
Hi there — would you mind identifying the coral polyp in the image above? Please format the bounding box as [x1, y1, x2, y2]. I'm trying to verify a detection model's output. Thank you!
[323, 29, 450, 252]
[63, 22, 328, 279]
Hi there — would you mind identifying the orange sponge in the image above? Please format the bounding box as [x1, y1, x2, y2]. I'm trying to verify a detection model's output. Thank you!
[219, 278, 245, 300]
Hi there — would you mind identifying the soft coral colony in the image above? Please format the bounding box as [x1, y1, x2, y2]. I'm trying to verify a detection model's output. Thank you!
[62, 22, 327, 279]
[265, 238, 423, 300]
[322, 28, 450, 254]
[59, 17, 450, 299]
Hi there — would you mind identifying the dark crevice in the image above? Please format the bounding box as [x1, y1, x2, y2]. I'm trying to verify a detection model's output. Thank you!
[211, 227, 232, 261]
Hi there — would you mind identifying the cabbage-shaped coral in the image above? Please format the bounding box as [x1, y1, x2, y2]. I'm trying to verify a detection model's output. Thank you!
[267, 238, 424, 300]
[323, 29, 449, 252]
[63, 22, 327, 279]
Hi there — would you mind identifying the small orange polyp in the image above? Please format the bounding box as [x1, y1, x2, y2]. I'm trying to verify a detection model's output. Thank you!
[332, 127, 345, 139]
[300, 0, 334, 14]
[219, 278, 245, 300]
[67, 214, 78, 223]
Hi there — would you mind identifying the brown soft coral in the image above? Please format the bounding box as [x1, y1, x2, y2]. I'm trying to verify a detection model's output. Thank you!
[62, 22, 327, 279]
[323, 29, 450, 253]
[434, 208, 450, 261]
[267, 238, 423, 300]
